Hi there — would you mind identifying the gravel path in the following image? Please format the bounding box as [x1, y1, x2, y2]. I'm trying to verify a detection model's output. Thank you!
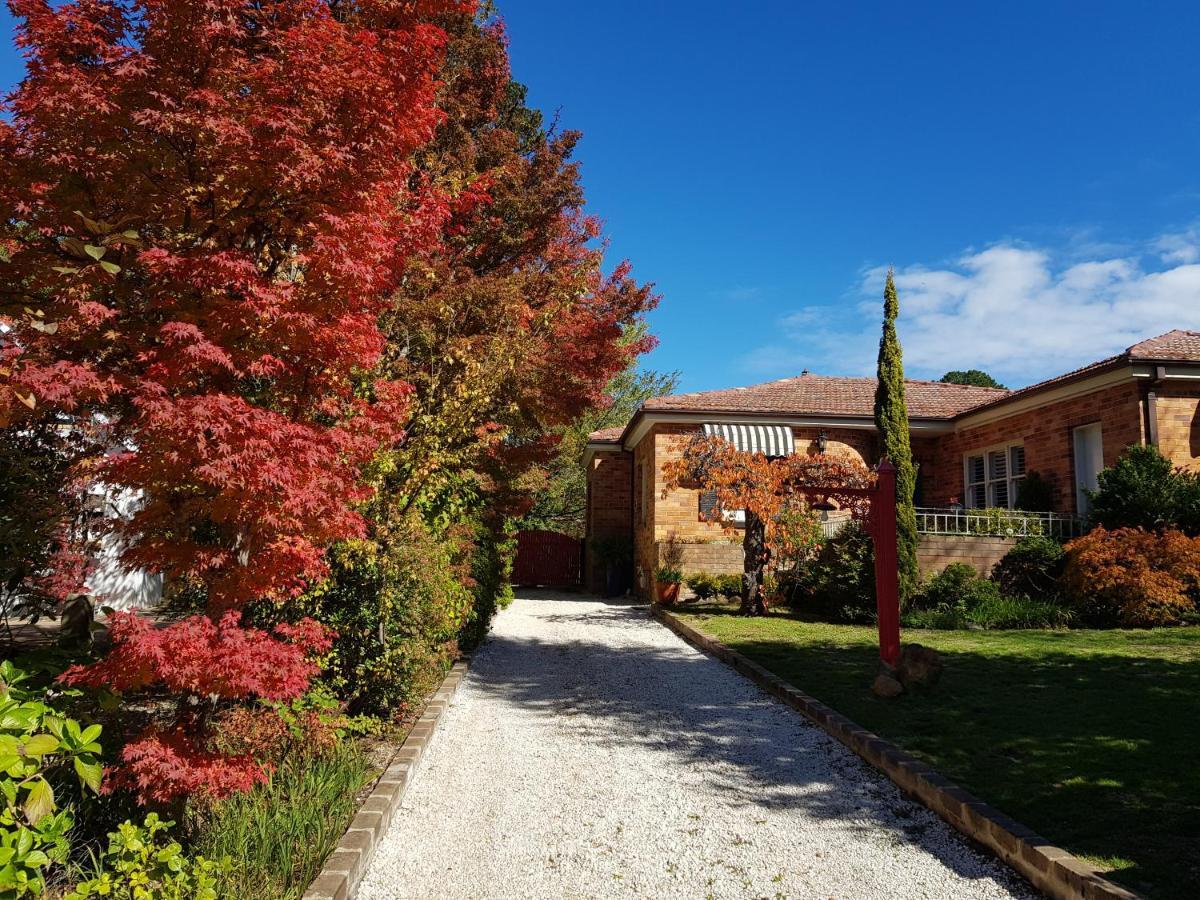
[358, 592, 1034, 899]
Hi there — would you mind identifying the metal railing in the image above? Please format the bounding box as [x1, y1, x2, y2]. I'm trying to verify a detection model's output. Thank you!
[914, 507, 1084, 539]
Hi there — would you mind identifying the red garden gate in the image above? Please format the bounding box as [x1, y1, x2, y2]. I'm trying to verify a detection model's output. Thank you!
[512, 530, 582, 588]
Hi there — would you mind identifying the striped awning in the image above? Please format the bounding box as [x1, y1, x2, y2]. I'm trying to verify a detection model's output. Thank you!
[703, 423, 795, 456]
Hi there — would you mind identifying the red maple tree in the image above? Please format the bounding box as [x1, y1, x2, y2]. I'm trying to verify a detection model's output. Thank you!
[0, 0, 466, 800]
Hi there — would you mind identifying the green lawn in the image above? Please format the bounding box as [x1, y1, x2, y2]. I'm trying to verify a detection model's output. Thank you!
[671, 603, 1200, 899]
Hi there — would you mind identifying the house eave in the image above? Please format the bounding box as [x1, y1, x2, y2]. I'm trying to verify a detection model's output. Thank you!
[620, 409, 954, 451]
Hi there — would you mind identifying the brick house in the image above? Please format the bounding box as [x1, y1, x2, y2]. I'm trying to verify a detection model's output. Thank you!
[583, 330, 1200, 597]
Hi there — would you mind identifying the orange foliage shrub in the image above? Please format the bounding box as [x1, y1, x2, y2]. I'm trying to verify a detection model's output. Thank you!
[1062, 527, 1200, 626]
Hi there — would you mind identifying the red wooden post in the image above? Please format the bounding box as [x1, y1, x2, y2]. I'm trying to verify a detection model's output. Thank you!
[872, 458, 901, 667]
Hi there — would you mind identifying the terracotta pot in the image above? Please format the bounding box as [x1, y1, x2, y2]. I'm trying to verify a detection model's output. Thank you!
[656, 581, 680, 604]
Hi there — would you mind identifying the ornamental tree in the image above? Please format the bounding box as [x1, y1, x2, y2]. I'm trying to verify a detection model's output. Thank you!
[663, 435, 874, 615]
[1, 0, 464, 609]
[874, 269, 921, 603]
[1, 0, 465, 801]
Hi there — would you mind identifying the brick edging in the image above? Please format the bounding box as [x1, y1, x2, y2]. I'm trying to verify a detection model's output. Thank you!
[302, 658, 470, 900]
[651, 606, 1141, 900]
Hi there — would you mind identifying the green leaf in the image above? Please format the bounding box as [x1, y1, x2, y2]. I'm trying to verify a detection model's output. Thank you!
[22, 778, 53, 823]
[83, 244, 105, 261]
[98, 260, 121, 275]
[78, 724, 101, 746]
[51, 266, 79, 275]
[73, 757, 102, 794]
[20, 734, 57, 758]
[21, 850, 47, 868]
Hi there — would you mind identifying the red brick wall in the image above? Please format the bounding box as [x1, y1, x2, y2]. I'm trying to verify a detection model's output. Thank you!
[584, 450, 632, 593]
[1156, 384, 1200, 472]
[924, 381, 1145, 515]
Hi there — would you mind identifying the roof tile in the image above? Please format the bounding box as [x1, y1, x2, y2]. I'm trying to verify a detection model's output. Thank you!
[641, 374, 1006, 419]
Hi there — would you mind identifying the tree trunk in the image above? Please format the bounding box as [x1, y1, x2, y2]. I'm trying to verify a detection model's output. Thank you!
[740, 511, 768, 616]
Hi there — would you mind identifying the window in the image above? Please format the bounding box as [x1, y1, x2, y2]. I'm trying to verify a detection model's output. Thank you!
[963, 443, 1026, 509]
[1072, 423, 1103, 516]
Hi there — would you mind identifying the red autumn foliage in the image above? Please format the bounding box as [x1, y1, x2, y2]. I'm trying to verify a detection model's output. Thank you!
[1, 0, 465, 803]
[1062, 526, 1200, 626]
[60, 611, 332, 700]
[103, 726, 269, 806]
[1, 0, 464, 605]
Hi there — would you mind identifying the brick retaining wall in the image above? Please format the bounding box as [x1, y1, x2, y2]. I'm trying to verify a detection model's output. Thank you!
[917, 534, 1017, 577]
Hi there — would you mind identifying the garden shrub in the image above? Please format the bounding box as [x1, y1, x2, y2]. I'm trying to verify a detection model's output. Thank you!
[712, 574, 743, 600]
[297, 512, 475, 719]
[1062, 527, 1200, 626]
[1088, 444, 1200, 535]
[991, 535, 1066, 599]
[0, 659, 104, 898]
[67, 813, 230, 900]
[685, 573, 718, 601]
[791, 522, 876, 622]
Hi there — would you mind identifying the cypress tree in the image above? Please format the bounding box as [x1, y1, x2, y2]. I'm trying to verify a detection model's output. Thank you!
[874, 268, 921, 602]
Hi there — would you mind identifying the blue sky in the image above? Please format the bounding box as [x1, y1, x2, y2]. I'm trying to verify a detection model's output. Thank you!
[6, 2, 1200, 392]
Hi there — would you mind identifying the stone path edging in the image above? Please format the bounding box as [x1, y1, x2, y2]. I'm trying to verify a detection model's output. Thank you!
[302, 658, 470, 900]
[651, 606, 1142, 900]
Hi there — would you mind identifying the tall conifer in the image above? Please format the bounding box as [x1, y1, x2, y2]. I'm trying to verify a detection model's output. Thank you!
[874, 268, 921, 601]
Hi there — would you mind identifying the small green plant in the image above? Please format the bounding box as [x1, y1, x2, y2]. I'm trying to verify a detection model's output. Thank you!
[66, 813, 230, 900]
[0, 659, 104, 897]
[967, 508, 1045, 537]
[712, 574, 743, 600]
[654, 566, 682, 584]
[656, 533, 684, 583]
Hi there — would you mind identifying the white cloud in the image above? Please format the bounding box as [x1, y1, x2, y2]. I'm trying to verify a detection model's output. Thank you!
[745, 232, 1200, 388]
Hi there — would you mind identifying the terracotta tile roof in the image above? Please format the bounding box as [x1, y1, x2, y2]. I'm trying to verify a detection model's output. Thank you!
[1128, 329, 1200, 361]
[595, 330, 1200, 442]
[960, 329, 1200, 417]
[587, 426, 626, 443]
[641, 374, 1007, 420]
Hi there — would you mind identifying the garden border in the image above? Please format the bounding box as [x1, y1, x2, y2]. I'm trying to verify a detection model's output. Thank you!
[301, 657, 470, 900]
[651, 605, 1142, 900]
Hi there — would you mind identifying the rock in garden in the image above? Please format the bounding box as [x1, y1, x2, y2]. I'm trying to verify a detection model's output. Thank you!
[871, 672, 904, 698]
[897, 643, 944, 688]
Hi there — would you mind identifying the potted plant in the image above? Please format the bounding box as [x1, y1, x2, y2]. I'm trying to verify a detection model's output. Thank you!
[655, 533, 685, 604]
[655, 565, 683, 604]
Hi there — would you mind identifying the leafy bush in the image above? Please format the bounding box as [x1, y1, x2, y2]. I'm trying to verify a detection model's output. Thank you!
[1015, 471, 1055, 512]
[1089, 444, 1200, 535]
[991, 536, 1066, 599]
[919, 563, 1002, 609]
[1062, 527, 1200, 626]
[187, 742, 369, 900]
[297, 512, 475, 719]
[67, 813, 230, 900]
[685, 573, 717, 601]
[901, 563, 1072, 630]
[0, 660, 103, 898]
[654, 566, 682, 584]
[790, 522, 876, 623]
[712, 574, 743, 600]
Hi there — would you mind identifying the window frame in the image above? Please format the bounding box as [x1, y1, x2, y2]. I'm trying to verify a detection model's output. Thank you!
[962, 441, 1027, 510]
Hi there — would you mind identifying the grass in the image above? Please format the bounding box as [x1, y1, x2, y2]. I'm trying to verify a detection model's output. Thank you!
[671, 603, 1200, 899]
[187, 740, 374, 900]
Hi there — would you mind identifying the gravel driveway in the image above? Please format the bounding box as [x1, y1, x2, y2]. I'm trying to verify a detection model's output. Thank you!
[358, 591, 1034, 899]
